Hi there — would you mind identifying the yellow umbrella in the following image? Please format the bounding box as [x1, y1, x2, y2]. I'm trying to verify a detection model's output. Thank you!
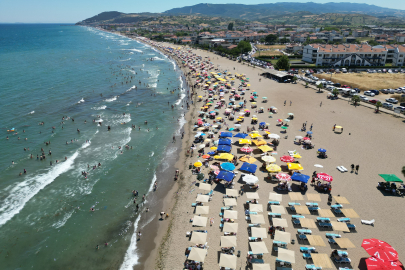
[251, 130, 259, 133]
[194, 161, 203, 167]
[198, 96, 202, 98]
[287, 163, 304, 171]
[210, 146, 217, 150]
[265, 131, 271, 134]
[266, 164, 281, 173]
[239, 116, 244, 118]
[258, 145, 273, 152]
[293, 154, 302, 159]
[252, 117, 258, 120]
[251, 102, 257, 105]
[247, 84, 251, 86]
[214, 153, 234, 161]
[216, 117, 222, 120]
[240, 155, 257, 163]
[239, 139, 251, 145]
[250, 133, 262, 138]
[252, 139, 267, 146]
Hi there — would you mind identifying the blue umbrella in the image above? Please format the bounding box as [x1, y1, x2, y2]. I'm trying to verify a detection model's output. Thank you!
[217, 145, 232, 152]
[207, 151, 216, 155]
[240, 162, 257, 174]
[217, 171, 235, 182]
[229, 128, 235, 131]
[307, 131, 313, 134]
[220, 132, 233, 138]
[218, 138, 232, 146]
[221, 162, 236, 171]
[234, 133, 248, 138]
[291, 172, 310, 183]
[318, 148, 327, 153]
[239, 102, 244, 105]
[259, 122, 266, 126]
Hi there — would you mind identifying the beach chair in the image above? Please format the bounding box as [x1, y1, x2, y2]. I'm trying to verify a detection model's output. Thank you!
[303, 253, 312, 259]
[268, 212, 282, 218]
[298, 229, 312, 235]
[331, 204, 343, 209]
[292, 219, 301, 225]
[272, 241, 287, 251]
[337, 218, 351, 223]
[268, 201, 281, 205]
[306, 202, 318, 206]
[249, 237, 258, 242]
[332, 208, 343, 214]
[308, 206, 319, 212]
[221, 206, 232, 211]
[205, 190, 214, 196]
[337, 166, 345, 172]
[292, 215, 305, 219]
[338, 268, 353, 270]
[289, 202, 301, 206]
[224, 232, 237, 236]
[306, 264, 322, 270]
[250, 258, 264, 264]
[318, 222, 332, 228]
[276, 258, 292, 266]
[248, 223, 260, 227]
[326, 233, 341, 238]
[300, 247, 316, 253]
[298, 234, 308, 241]
[361, 219, 375, 226]
[328, 238, 337, 244]
[334, 257, 351, 264]
[248, 212, 258, 215]
[347, 224, 356, 230]
[219, 223, 223, 229]
[341, 166, 348, 172]
[248, 251, 263, 256]
[245, 216, 251, 221]
[337, 250, 349, 257]
[289, 205, 296, 212]
[317, 217, 331, 222]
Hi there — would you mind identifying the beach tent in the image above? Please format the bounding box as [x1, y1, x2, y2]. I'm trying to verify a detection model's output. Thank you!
[223, 223, 238, 233]
[217, 145, 232, 153]
[249, 242, 269, 254]
[242, 174, 259, 185]
[220, 132, 233, 138]
[240, 163, 257, 174]
[251, 227, 267, 239]
[277, 249, 295, 264]
[192, 216, 208, 227]
[218, 138, 232, 146]
[188, 247, 207, 262]
[190, 232, 207, 245]
[220, 236, 237, 247]
[219, 254, 237, 269]
[234, 133, 248, 138]
[240, 155, 257, 164]
[379, 174, 403, 183]
[217, 171, 235, 182]
[291, 172, 310, 183]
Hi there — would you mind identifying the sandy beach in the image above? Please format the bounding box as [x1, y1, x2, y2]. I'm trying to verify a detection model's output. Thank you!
[128, 37, 405, 270]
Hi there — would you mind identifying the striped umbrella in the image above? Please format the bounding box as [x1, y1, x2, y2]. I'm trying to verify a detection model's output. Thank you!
[276, 173, 291, 181]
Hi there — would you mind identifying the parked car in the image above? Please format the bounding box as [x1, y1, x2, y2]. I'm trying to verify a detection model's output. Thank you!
[369, 90, 380, 95]
[400, 102, 405, 107]
[359, 95, 369, 102]
[353, 88, 360, 93]
[341, 68, 347, 73]
[380, 89, 390, 94]
[333, 83, 341, 87]
[342, 85, 350, 88]
[364, 91, 375, 97]
[394, 106, 405, 112]
[386, 98, 398, 104]
[382, 102, 394, 109]
[369, 99, 379, 104]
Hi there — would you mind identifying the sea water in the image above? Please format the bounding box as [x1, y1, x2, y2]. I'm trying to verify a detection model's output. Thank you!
[0, 24, 185, 269]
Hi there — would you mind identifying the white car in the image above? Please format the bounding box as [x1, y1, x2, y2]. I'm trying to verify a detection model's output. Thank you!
[382, 102, 393, 109]
[386, 98, 398, 104]
[364, 91, 375, 97]
[359, 95, 369, 102]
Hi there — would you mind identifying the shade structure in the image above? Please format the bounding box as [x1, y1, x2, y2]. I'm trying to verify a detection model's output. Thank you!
[217, 171, 235, 182]
[379, 174, 403, 183]
[250, 133, 263, 138]
[221, 236, 237, 247]
[223, 223, 238, 233]
[221, 162, 236, 171]
[276, 173, 291, 181]
[287, 163, 304, 171]
[218, 138, 232, 146]
[274, 231, 291, 243]
[196, 194, 210, 203]
[291, 172, 310, 183]
[226, 189, 239, 197]
[258, 145, 273, 152]
[269, 134, 280, 139]
[234, 133, 248, 138]
[317, 173, 333, 182]
[240, 147, 254, 153]
[250, 242, 269, 254]
[192, 216, 208, 227]
[269, 192, 283, 201]
[253, 139, 267, 146]
[306, 193, 322, 202]
[220, 132, 233, 137]
[239, 139, 252, 145]
[333, 196, 350, 204]
[246, 192, 260, 199]
[271, 205, 286, 214]
[272, 218, 288, 228]
[331, 221, 350, 232]
[240, 163, 258, 173]
[194, 161, 203, 167]
[280, 155, 295, 162]
[307, 235, 326, 247]
[341, 208, 360, 218]
[262, 156, 276, 163]
[188, 247, 207, 262]
[249, 204, 264, 212]
[366, 257, 403, 270]
[214, 153, 234, 161]
[289, 193, 304, 201]
[240, 155, 257, 164]
[251, 227, 268, 238]
[335, 238, 355, 248]
[195, 206, 210, 215]
[277, 249, 295, 264]
[252, 264, 271, 270]
[362, 238, 399, 262]
[311, 253, 333, 269]
[250, 214, 265, 224]
[224, 210, 238, 219]
[300, 218, 317, 228]
[217, 145, 232, 152]
[266, 164, 282, 173]
[318, 148, 327, 153]
[190, 232, 207, 245]
[224, 198, 237, 206]
[294, 205, 310, 215]
[318, 209, 335, 218]
[242, 174, 259, 185]
[199, 183, 212, 191]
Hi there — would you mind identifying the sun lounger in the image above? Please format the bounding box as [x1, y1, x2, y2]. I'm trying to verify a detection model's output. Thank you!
[298, 229, 312, 234]
[306, 264, 322, 270]
[306, 202, 318, 206]
[250, 258, 264, 264]
[332, 208, 343, 214]
[292, 215, 305, 219]
[248, 212, 258, 215]
[289, 206, 296, 212]
[298, 234, 308, 240]
[334, 257, 351, 264]
[337, 166, 345, 172]
[289, 202, 301, 206]
[341, 166, 348, 172]
[308, 207, 319, 212]
[221, 206, 232, 210]
[317, 217, 330, 222]
[337, 218, 351, 223]
[300, 247, 316, 253]
[303, 253, 312, 259]
[249, 237, 258, 242]
[331, 204, 343, 209]
[328, 238, 337, 244]
[326, 233, 341, 238]
[248, 251, 263, 256]
[337, 250, 349, 257]
[219, 223, 223, 229]
[224, 232, 237, 236]
[246, 200, 259, 204]
[276, 258, 292, 266]
[338, 268, 353, 270]
[347, 224, 356, 230]
[272, 241, 287, 251]
[268, 212, 282, 218]
[205, 190, 214, 196]
[248, 223, 261, 227]
[292, 219, 301, 225]
[268, 201, 281, 205]
[318, 222, 332, 228]
[361, 219, 375, 226]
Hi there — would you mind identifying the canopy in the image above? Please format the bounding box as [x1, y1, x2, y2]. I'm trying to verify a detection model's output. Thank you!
[366, 257, 403, 270]
[331, 221, 350, 232]
[220, 132, 233, 138]
[270, 205, 286, 214]
[287, 163, 304, 171]
[224, 198, 237, 206]
[277, 249, 295, 264]
[217, 171, 235, 182]
[258, 145, 273, 152]
[226, 189, 239, 197]
[250, 214, 265, 224]
[188, 247, 207, 263]
[240, 163, 257, 173]
[217, 145, 232, 153]
[192, 216, 208, 227]
[240, 155, 257, 164]
[190, 232, 207, 245]
[242, 174, 259, 185]
[333, 196, 350, 204]
[379, 174, 403, 183]
[234, 133, 248, 138]
[214, 153, 234, 161]
[276, 173, 291, 181]
[249, 242, 269, 254]
[219, 254, 237, 269]
[289, 193, 304, 201]
[251, 227, 267, 238]
[262, 156, 276, 163]
[246, 192, 260, 199]
[253, 264, 271, 270]
[318, 209, 335, 217]
[239, 139, 252, 145]
[218, 138, 232, 146]
[266, 164, 281, 173]
[221, 162, 236, 171]
[291, 172, 310, 183]
[195, 206, 210, 215]
[307, 235, 326, 247]
[269, 192, 282, 201]
[249, 204, 263, 213]
[223, 223, 238, 233]
[362, 239, 399, 262]
[274, 231, 291, 243]
[224, 210, 238, 219]
[334, 238, 355, 248]
[221, 236, 237, 247]
[311, 254, 333, 269]
[341, 208, 360, 218]
[196, 194, 210, 203]
[199, 183, 212, 191]
[306, 193, 321, 201]
[272, 218, 288, 228]
[294, 205, 310, 215]
[300, 218, 317, 228]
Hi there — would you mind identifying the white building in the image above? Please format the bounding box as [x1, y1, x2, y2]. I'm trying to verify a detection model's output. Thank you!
[302, 44, 388, 67]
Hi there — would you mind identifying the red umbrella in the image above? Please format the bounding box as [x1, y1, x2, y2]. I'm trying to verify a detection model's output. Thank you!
[316, 173, 333, 182]
[280, 155, 295, 162]
[362, 239, 399, 262]
[303, 137, 310, 141]
[240, 147, 253, 153]
[276, 173, 291, 181]
[366, 257, 402, 270]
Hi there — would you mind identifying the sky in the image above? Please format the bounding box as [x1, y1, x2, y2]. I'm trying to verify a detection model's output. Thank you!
[0, 0, 404, 23]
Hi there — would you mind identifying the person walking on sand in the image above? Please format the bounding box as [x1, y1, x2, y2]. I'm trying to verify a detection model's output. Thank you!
[284, 100, 286, 106]
[310, 124, 313, 131]
[320, 101, 322, 107]
[351, 164, 354, 173]
[290, 100, 292, 106]
[355, 165, 359, 174]
[137, 231, 141, 240]
[333, 124, 336, 131]
[172, 135, 176, 143]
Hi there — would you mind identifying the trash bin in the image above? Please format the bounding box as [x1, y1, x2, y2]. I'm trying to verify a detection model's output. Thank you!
[291, 239, 295, 245]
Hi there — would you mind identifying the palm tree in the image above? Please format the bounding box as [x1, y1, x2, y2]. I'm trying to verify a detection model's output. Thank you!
[351, 95, 360, 106]
[375, 101, 382, 113]
[316, 83, 324, 93]
[332, 88, 339, 97]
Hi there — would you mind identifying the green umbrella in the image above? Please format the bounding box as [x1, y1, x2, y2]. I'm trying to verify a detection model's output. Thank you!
[281, 126, 288, 129]
[378, 174, 403, 183]
[197, 173, 205, 180]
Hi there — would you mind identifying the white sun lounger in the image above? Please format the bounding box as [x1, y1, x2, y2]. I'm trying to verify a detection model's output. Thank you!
[361, 219, 375, 226]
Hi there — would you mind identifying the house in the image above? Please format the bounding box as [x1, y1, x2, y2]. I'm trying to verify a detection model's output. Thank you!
[285, 44, 303, 54]
[353, 30, 369, 37]
[302, 44, 388, 67]
[396, 34, 405, 43]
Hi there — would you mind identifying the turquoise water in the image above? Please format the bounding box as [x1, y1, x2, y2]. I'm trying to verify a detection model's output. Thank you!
[0, 24, 185, 269]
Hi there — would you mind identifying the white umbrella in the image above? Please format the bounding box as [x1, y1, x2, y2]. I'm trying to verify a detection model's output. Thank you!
[295, 136, 303, 139]
[242, 174, 259, 185]
[199, 144, 205, 149]
[314, 164, 323, 168]
[269, 134, 280, 139]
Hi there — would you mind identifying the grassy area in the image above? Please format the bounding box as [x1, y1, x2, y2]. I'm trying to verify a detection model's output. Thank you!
[314, 73, 405, 91]
[253, 45, 285, 57]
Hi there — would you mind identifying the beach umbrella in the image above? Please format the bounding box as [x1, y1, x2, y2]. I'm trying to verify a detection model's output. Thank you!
[239, 139, 251, 145]
[276, 173, 291, 181]
[303, 137, 311, 141]
[240, 147, 253, 153]
[281, 126, 288, 130]
[240, 162, 258, 174]
[362, 239, 399, 262]
[261, 156, 276, 163]
[234, 133, 248, 139]
[366, 257, 402, 270]
[266, 164, 281, 173]
[318, 148, 327, 153]
[291, 172, 310, 183]
[210, 165, 219, 170]
[210, 146, 217, 150]
[280, 156, 295, 163]
[287, 163, 304, 171]
[317, 173, 333, 182]
[202, 154, 210, 159]
[242, 174, 259, 185]
[268, 134, 280, 139]
[240, 155, 257, 164]
[295, 136, 303, 140]
[194, 161, 203, 167]
[258, 145, 273, 152]
[307, 131, 313, 134]
[249, 133, 262, 138]
[277, 119, 283, 122]
[221, 162, 236, 171]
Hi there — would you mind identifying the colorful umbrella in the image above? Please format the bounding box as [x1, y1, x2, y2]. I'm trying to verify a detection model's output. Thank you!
[280, 156, 295, 162]
[202, 154, 210, 159]
[317, 173, 333, 182]
[277, 119, 283, 122]
[276, 173, 291, 181]
[362, 239, 399, 262]
[221, 162, 236, 171]
[303, 137, 310, 141]
[266, 164, 281, 173]
[318, 148, 327, 153]
[261, 156, 276, 163]
[366, 257, 402, 270]
[240, 147, 253, 153]
[194, 161, 203, 168]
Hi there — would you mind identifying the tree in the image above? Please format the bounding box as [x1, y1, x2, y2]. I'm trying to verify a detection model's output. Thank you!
[316, 83, 324, 93]
[375, 101, 382, 113]
[368, 40, 378, 46]
[265, 34, 278, 44]
[228, 22, 234, 31]
[332, 88, 339, 97]
[305, 82, 309, 88]
[292, 76, 297, 84]
[352, 95, 360, 106]
[274, 55, 290, 71]
[237, 40, 251, 54]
